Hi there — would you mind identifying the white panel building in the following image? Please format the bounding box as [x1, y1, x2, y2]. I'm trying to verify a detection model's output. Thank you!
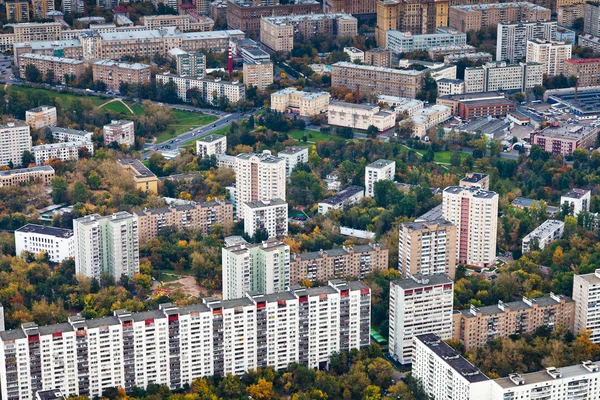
[196, 134, 226, 158]
[242, 199, 288, 239]
[15, 224, 74, 263]
[574, 269, 600, 343]
[365, 159, 395, 197]
[522, 219, 564, 253]
[32, 140, 94, 165]
[235, 150, 286, 213]
[0, 121, 31, 167]
[561, 188, 591, 216]
[526, 39, 572, 76]
[278, 146, 308, 177]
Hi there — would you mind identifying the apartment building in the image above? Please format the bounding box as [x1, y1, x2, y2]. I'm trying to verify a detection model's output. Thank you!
[526, 39, 572, 76]
[135, 200, 233, 243]
[386, 28, 467, 54]
[574, 269, 600, 343]
[449, 2, 551, 33]
[365, 47, 393, 68]
[18, 54, 86, 84]
[242, 199, 288, 239]
[156, 73, 245, 104]
[12, 22, 62, 42]
[332, 62, 425, 99]
[442, 186, 499, 268]
[464, 61, 543, 93]
[344, 47, 364, 62]
[227, 0, 322, 37]
[210, 0, 227, 20]
[411, 105, 452, 139]
[585, 1, 600, 36]
[522, 219, 564, 253]
[270, 88, 330, 116]
[167, 48, 206, 77]
[454, 293, 575, 351]
[92, 60, 151, 92]
[318, 186, 365, 214]
[278, 146, 308, 177]
[0, 280, 370, 400]
[62, 0, 84, 13]
[235, 150, 286, 213]
[437, 78, 465, 96]
[142, 14, 214, 32]
[564, 58, 600, 86]
[242, 60, 273, 91]
[32, 140, 93, 166]
[260, 13, 357, 52]
[25, 106, 57, 129]
[444, 51, 493, 64]
[15, 224, 74, 263]
[561, 188, 591, 216]
[365, 159, 395, 197]
[460, 172, 489, 189]
[222, 236, 290, 299]
[118, 158, 159, 194]
[497, 21, 557, 63]
[6, 1, 29, 22]
[325, 0, 383, 15]
[558, 3, 585, 27]
[388, 275, 454, 364]
[437, 92, 516, 119]
[328, 101, 396, 132]
[196, 134, 226, 158]
[73, 212, 139, 281]
[31, 0, 55, 19]
[530, 126, 597, 156]
[48, 126, 92, 142]
[0, 120, 31, 167]
[375, 0, 450, 47]
[0, 165, 54, 187]
[398, 219, 457, 279]
[103, 120, 135, 147]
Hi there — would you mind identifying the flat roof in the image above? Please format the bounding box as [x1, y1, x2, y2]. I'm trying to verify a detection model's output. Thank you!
[524, 219, 564, 240]
[451, 1, 548, 11]
[563, 188, 590, 199]
[48, 126, 90, 137]
[392, 274, 452, 289]
[444, 186, 497, 199]
[401, 218, 454, 231]
[333, 61, 425, 76]
[493, 362, 600, 389]
[16, 223, 73, 238]
[33, 141, 90, 151]
[461, 173, 488, 183]
[197, 134, 225, 143]
[0, 166, 54, 176]
[27, 105, 55, 113]
[278, 146, 307, 155]
[263, 12, 355, 24]
[367, 159, 395, 169]
[319, 185, 364, 206]
[244, 198, 287, 209]
[93, 59, 150, 70]
[416, 204, 443, 222]
[459, 295, 573, 318]
[330, 101, 379, 111]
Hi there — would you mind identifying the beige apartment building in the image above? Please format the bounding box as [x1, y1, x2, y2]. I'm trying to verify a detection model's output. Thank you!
[526, 39, 572, 76]
[141, 14, 214, 32]
[365, 47, 393, 68]
[92, 60, 151, 92]
[332, 62, 425, 99]
[6, 1, 29, 22]
[289, 243, 388, 285]
[398, 219, 457, 280]
[156, 73, 245, 104]
[25, 106, 57, 129]
[260, 13, 357, 53]
[270, 87, 330, 116]
[31, 0, 55, 19]
[0, 165, 54, 187]
[18, 53, 87, 84]
[453, 294, 575, 351]
[0, 121, 31, 167]
[328, 101, 396, 131]
[449, 2, 551, 33]
[135, 200, 233, 243]
[13, 22, 62, 42]
[558, 3, 585, 27]
[564, 58, 600, 86]
[243, 60, 273, 91]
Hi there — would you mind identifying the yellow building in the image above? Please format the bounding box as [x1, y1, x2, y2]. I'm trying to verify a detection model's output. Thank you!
[118, 158, 159, 194]
[270, 87, 330, 116]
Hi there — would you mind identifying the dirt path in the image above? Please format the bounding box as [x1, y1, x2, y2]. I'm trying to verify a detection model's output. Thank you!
[97, 98, 134, 114]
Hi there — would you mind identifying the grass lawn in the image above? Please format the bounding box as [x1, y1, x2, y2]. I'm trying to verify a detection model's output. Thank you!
[11, 86, 107, 106]
[99, 100, 132, 114]
[287, 128, 346, 143]
[155, 111, 219, 143]
[412, 149, 468, 164]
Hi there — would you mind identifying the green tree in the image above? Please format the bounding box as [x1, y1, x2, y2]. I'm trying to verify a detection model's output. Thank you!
[70, 181, 91, 204]
[51, 177, 68, 204]
[366, 125, 379, 138]
[25, 64, 42, 82]
[21, 150, 35, 167]
[87, 170, 102, 190]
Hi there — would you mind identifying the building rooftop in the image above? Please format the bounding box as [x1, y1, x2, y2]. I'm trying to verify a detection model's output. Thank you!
[0, 165, 54, 177]
[563, 188, 590, 199]
[75, 211, 134, 226]
[461, 172, 488, 184]
[524, 219, 564, 241]
[319, 185, 364, 206]
[180, 29, 244, 40]
[236, 150, 284, 164]
[32, 141, 90, 151]
[450, 1, 549, 11]
[401, 218, 454, 232]
[392, 274, 452, 290]
[27, 105, 56, 113]
[93, 59, 150, 70]
[438, 78, 464, 85]
[244, 198, 287, 209]
[16, 40, 82, 51]
[367, 159, 395, 169]
[263, 12, 356, 24]
[293, 243, 385, 261]
[333, 61, 425, 76]
[459, 294, 573, 318]
[444, 186, 497, 199]
[416, 204, 443, 222]
[197, 134, 225, 143]
[105, 119, 133, 128]
[438, 91, 506, 102]
[271, 87, 329, 100]
[278, 146, 307, 156]
[493, 361, 600, 389]
[48, 126, 90, 137]
[36, 389, 67, 400]
[118, 158, 156, 179]
[16, 223, 73, 238]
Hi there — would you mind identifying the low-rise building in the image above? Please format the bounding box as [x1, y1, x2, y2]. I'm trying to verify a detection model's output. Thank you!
[443, 51, 494, 64]
[365, 159, 395, 197]
[318, 185, 364, 214]
[48, 126, 92, 142]
[18, 53, 86, 84]
[578, 33, 600, 52]
[522, 219, 564, 253]
[437, 92, 516, 119]
[328, 101, 396, 132]
[0, 165, 54, 187]
[118, 158, 159, 194]
[561, 188, 591, 215]
[270, 87, 330, 116]
[278, 146, 308, 176]
[512, 197, 559, 215]
[437, 78, 465, 96]
[104, 119, 135, 147]
[365, 47, 392, 67]
[377, 95, 424, 115]
[428, 43, 476, 58]
[156, 73, 245, 104]
[242, 199, 288, 239]
[25, 105, 57, 129]
[15, 224, 74, 263]
[344, 46, 364, 62]
[460, 172, 489, 189]
[32, 140, 93, 165]
[526, 39, 572, 76]
[242, 60, 273, 91]
[411, 105, 452, 139]
[530, 126, 597, 156]
[386, 27, 467, 54]
[92, 60, 151, 92]
[196, 134, 227, 158]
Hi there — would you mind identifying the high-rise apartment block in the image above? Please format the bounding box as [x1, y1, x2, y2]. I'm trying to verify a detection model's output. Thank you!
[442, 186, 499, 268]
[235, 150, 286, 213]
[167, 48, 206, 77]
[0, 166, 54, 187]
[564, 58, 600, 86]
[398, 219, 457, 279]
[453, 293, 575, 351]
[31, 0, 55, 19]
[6, 1, 29, 22]
[103, 120, 135, 147]
[585, 1, 600, 36]
[0, 280, 370, 400]
[135, 200, 234, 243]
[561, 188, 591, 216]
[196, 134, 227, 158]
[449, 2, 551, 33]
[464, 61, 543, 93]
[15, 224, 74, 263]
[324, 0, 381, 15]
[289, 243, 388, 285]
[574, 269, 600, 343]
[25, 106, 57, 129]
[221, 236, 290, 299]
[365, 159, 395, 197]
[526, 39, 572, 76]
[242, 60, 273, 91]
[270, 88, 330, 116]
[522, 219, 564, 253]
[73, 212, 139, 281]
[496, 21, 557, 63]
[0, 121, 31, 167]
[558, 3, 585, 28]
[278, 146, 308, 177]
[242, 199, 288, 239]
[388, 275, 454, 364]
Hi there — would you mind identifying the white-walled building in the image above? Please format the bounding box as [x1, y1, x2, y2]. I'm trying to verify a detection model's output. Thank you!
[574, 269, 600, 343]
[235, 150, 286, 213]
[103, 120, 135, 147]
[278, 146, 308, 176]
[32, 140, 93, 165]
[0, 280, 370, 400]
[522, 219, 564, 253]
[344, 46, 364, 62]
[318, 185, 364, 214]
[0, 121, 31, 167]
[243, 199, 288, 239]
[561, 188, 591, 216]
[73, 212, 139, 281]
[443, 186, 499, 268]
[376, 95, 424, 116]
[196, 134, 226, 158]
[497, 21, 557, 63]
[365, 159, 395, 197]
[49, 126, 92, 142]
[328, 101, 396, 132]
[411, 105, 452, 139]
[156, 73, 245, 104]
[526, 39, 572, 76]
[25, 106, 57, 129]
[15, 224, 74, 263]
[437, 78, 465, 96]
[389, 275, 454, 364]
[270, 88, 330, 116]
[222, 236, 290, 300]
[464, 61, 543, 93]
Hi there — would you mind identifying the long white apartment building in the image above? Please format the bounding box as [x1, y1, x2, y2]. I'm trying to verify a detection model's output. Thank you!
[0, 280, 370, 400]
[73, 212, 139, 281]
[235, 150, 286, 214]
[32, 140, 94, 165]
[222, 236, 290, 300]
[464, 61, 543, 93]
[443, 186, 499, 268]
[386, 28, 467, 54]
[156, 73, 245, 104]
[526, 39, 572, 76]
[574, 269, 600, 343]
[15, 224, 74, 263]
[413, 334, 600, 400]
[365, 159, 395, 197]
[328, 101, 396, 132]
[278, 146, 308, 177]
[0, 120, 31, 167]
[388, 274, 454, 364]
[48, 126, 92, 142]
[522, 219, 564, 253]
[196, 134, 226, 158]
[497, 21, 557, 63]
[242, 198, 288, 239]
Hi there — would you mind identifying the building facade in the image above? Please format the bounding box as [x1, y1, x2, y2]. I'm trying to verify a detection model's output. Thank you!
[386, 28, 467, 54]
[25, 106, 57, 129]
[270, 88, 330, 116]
[242, 199, 288, 239]
[522, 219, 564, 253]
[411, 105, 452, 138]
[464, 61, 544, 93]
[196, 134, 227, 158]
[449, 2, 551, 33]
[32, 140, 93, 166]
[6, 1, 29, 22]
[496, 21, 557, 63]
[156, 73, 245, 104]
[235, 151, 286, 213]
[278, 146, 308, 177]
[365, 159, 395, 197]
[242, 60, 273, 91]
[365, 47, 393, 68]
[18, 53, 86, 84]
[0, 121, 31, 167]
[15, 224, 74, 263]
[103, 120, 135, 147]
[585, 1, 600, 36]
[530, 128, 597, 156]
[167, 48, 206, 77]
[92, 60, 151, 92]
[0, 166, 54, 187]
[526, 39, 572, 76]
[561, 188, 591, 216]
[564, 58, 600, 86]
[328, 102, 396, 132]
[318, 186, 365, 214]
[574, 269, 600, 343]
